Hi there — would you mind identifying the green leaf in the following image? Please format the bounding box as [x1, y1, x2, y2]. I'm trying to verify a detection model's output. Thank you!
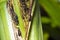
[43, 33, 49, 40]
[41, 17, 50, 23]
[0, 2, 11, 40]
[0, 15, 6, 40]
[39, 0, 60, 27]
[29, 0, 43, 40]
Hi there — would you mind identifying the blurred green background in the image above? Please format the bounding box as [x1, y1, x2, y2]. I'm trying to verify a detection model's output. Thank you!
[40, 0, 60, 40]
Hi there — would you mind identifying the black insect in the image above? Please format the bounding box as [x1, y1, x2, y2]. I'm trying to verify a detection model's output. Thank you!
[18, 28, 21, 36]
[10, 5, 19, 25]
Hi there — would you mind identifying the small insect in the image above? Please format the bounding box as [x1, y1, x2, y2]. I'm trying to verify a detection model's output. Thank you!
[18, 27, 21, 36]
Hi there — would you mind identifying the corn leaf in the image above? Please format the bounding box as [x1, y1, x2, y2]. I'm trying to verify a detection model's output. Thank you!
[0, 2, 11, 40]
[29, 0, 43, 40]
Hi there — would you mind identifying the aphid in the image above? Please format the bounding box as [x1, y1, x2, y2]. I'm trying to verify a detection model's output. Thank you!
[18, 28, 21, 36]
[19, 0, 32, 21]
[7, 0, 19, 25]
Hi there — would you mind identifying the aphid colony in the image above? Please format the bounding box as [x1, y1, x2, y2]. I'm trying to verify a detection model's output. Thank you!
[7, 0, 34, 40]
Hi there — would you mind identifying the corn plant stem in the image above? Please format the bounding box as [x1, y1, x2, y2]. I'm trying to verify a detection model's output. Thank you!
[12, 0, 26, 39]
[0, 2, 11, 40]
